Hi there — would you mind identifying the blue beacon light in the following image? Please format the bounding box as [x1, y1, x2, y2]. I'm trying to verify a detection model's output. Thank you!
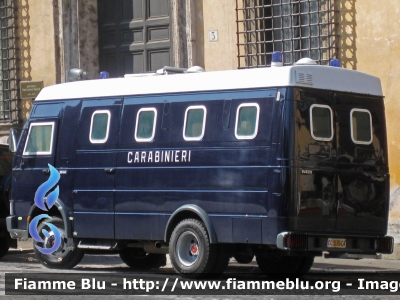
[271, 51, 283, 67]
[330, 59, 340, 67]
[100, 71, 110, 79]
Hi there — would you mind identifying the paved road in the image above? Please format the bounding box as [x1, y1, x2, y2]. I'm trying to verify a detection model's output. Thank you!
[1, 240, 400, 299]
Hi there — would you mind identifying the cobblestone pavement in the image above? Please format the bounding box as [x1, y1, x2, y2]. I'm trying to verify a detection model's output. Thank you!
[1, 240, 399, 299]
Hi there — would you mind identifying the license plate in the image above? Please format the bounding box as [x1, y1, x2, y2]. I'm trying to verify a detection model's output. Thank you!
[327, 238, 346, 248]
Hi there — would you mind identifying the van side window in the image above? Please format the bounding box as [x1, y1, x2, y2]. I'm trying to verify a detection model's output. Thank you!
[351, 109, 373, 144]
[90, 110, 111, 144]
[135, 108, 157, 142]
[183, 106, 207, 141]
[235, 103, 260, 139]
[310, 104, 333, 141]
[23, 122, 54, 155]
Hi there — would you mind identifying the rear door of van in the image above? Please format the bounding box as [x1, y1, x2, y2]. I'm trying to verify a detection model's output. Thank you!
[73, 98, 122, 239]
[294, 89, 337, 232]
[335, 93, 389, 235]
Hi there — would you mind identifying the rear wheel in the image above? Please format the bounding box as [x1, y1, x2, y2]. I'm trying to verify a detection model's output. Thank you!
[33, 217, 84, 269]
[119, 248, 166, 269]
[169, 219, 217, 278]
[209, 244, 230, 276]
[0, 237, 9, 258]
[234, 254, 254, 264]
[256, 255, 313, 277]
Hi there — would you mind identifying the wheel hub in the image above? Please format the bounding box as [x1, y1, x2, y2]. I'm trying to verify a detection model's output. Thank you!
[176, 232, 201, 267]
[190, 243, 199, 256]
[42, 226, 71, 261]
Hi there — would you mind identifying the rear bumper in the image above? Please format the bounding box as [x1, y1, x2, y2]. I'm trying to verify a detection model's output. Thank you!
[277, 232, 394, 255]
[6, 216, 28, 239]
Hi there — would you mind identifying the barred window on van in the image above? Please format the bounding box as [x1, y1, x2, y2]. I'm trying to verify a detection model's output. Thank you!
[351, 109, 373, 144]
[183, 106, 207, 141]
[310, 104, 333, 141]
[235, 103, 260, 140]
[90, 110, 111, 144]
[23, 122, 54, 155]
[135, 108, 157, 142]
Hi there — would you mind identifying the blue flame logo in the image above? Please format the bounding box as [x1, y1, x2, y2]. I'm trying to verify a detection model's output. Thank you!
[29, 164, 62, 255]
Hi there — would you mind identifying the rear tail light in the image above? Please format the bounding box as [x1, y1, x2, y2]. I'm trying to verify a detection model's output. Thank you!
[376, 237, 394, 254]
[285, 233, 308, 250]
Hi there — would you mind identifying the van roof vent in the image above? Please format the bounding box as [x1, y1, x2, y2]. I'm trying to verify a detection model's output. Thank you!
[125, 66, 206, 78]
[296, 71, 313, 85]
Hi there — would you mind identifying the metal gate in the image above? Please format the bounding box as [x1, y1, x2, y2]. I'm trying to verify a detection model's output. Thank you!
[98, 0, 172, 77]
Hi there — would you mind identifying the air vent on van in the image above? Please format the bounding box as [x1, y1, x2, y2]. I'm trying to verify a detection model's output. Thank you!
[296, 71, 313, 85]
[125, 66, 206, 78]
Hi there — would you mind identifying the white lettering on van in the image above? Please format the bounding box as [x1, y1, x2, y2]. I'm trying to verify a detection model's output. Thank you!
[127, 152, 133, 163]
[127, 150, 192, 164]
[182, 150, 187, 162]
[141, 151, 146, 163]
[155, 151, 160, 162]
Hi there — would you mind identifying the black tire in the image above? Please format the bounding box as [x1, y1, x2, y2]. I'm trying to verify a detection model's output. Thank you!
[234, 254, 254, 264]
[208, 244, 231, 277]
[169, 219, 217, 278]
[0, 237, 9, 259]
[297, 256, 314, 275]
[119, 248, 166, 269]
[256, 255, 303, 277]
[33, 217, 84, 269]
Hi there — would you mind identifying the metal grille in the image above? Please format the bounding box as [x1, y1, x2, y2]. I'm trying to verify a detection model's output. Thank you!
[0, 0, 18, 123]
[236, 0, 339, 68]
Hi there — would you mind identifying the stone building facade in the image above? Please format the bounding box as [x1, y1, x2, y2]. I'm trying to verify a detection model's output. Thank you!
[1, 0, 400, 256]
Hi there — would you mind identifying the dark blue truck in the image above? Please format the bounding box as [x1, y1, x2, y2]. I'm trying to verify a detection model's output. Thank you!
[7, 61, 393, 277]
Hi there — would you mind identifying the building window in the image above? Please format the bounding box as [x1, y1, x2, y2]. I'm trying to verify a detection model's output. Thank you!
[0, 0, 18, 123]
[236, 0, 339, 68]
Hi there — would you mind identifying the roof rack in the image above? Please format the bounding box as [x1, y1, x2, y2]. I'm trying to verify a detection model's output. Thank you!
[124, 66, 205, 78]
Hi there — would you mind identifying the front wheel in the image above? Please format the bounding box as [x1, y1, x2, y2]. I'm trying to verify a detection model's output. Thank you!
[169, 219, 217, 278]
[33, 217, 84, 269]
[119, 248, 166, 269]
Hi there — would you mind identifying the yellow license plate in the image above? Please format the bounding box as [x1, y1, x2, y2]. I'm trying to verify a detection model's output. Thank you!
[327, 238, 346, 248]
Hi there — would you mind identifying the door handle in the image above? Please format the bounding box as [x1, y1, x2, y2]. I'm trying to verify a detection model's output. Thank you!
[104, 168, 115, 174]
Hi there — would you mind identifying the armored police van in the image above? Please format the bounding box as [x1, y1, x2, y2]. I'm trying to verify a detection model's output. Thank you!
[7, 58, 393, 277]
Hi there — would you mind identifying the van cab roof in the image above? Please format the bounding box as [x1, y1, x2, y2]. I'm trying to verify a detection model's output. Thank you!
[35, 65, 383, 101]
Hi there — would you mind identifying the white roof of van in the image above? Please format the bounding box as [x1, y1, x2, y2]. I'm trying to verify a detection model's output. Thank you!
[35, 65, 383, 101]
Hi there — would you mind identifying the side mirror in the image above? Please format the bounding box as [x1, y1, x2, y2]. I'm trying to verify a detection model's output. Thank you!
[67, 68, 88, 82]
[9, 128, 21, 153]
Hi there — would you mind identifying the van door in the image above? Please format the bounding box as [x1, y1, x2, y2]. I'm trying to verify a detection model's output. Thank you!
[335, 93, 389, 234]
[13, 119, 58, 219]
[73, 98, 122, 239]
[294, 89, 337, 232]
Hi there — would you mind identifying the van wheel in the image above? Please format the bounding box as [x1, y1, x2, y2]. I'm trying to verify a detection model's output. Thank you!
[33, 217, 84, 269]
[169, 219, 217, 278]
[256, 255, 304, 277]
[0, 237, 9, 258]
[297, 256, 314, 275]
[234, 254, 254, 264]
[119, 248, 166, 269]
[209, 244, 230, 276]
